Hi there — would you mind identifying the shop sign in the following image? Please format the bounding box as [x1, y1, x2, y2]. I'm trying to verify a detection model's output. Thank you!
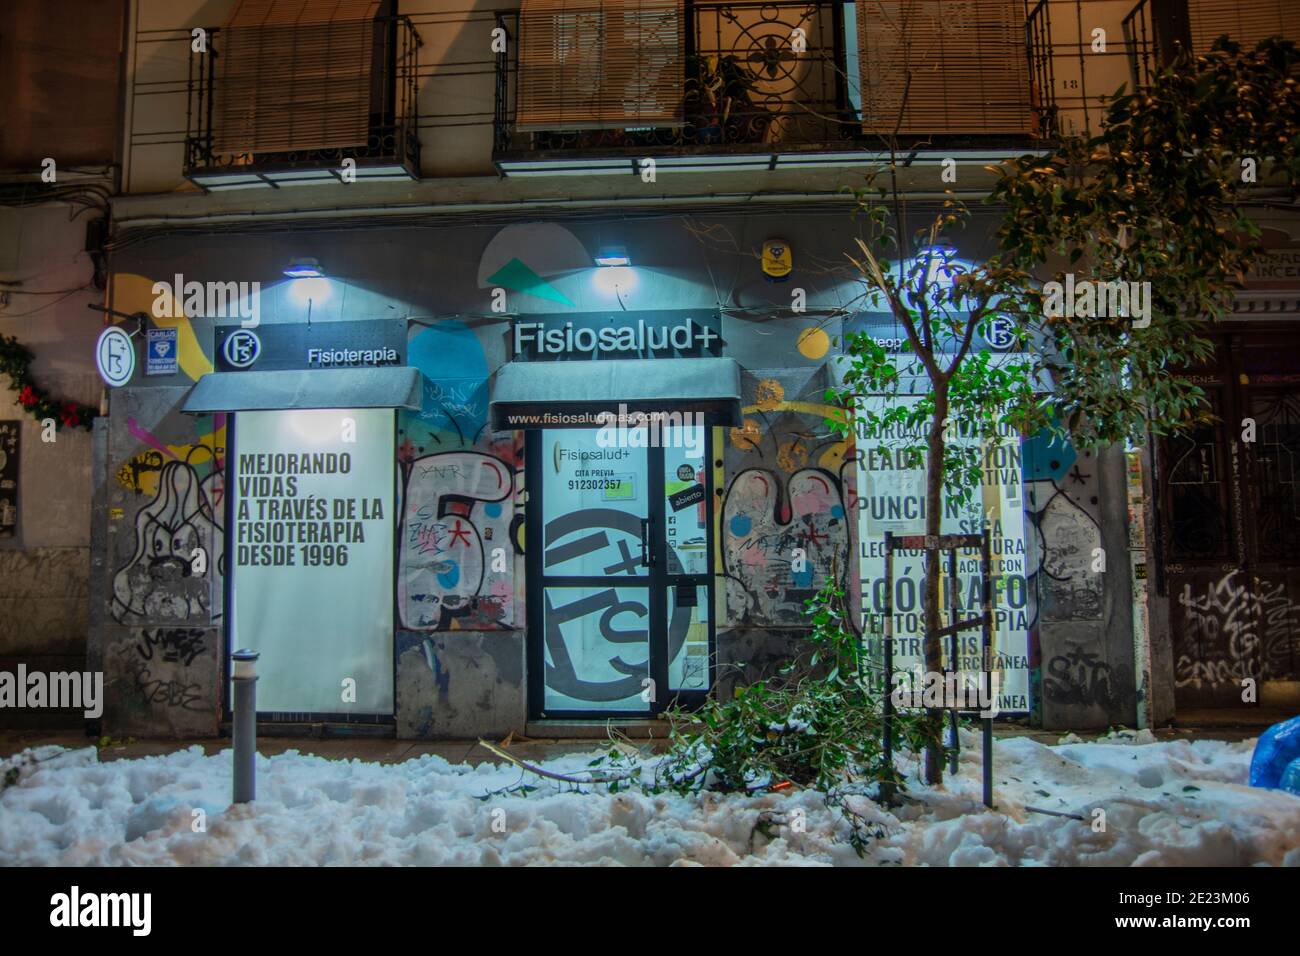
[511, 310, 723, 361]
[95, 326, 135, 387]
[844, 312, 1019, 354]
[1246, 230, 1300, 290]
[215, 319, 406, 373]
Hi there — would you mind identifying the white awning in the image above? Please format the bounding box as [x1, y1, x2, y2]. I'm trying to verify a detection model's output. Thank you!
[491, 357, 741, 429]
[181, 366, 423, 413]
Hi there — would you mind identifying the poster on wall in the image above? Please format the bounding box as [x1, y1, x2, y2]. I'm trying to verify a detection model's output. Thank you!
[231, 407, 395, 714]
[0, 421, 18, 539]
[855, 396, 1031, 713]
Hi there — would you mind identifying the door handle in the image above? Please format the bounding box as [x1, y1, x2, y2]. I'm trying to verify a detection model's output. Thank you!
[640, 517, 653, 567]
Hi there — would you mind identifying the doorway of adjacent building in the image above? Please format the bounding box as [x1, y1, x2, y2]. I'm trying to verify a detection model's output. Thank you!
[526, 424, 715, 718]
[1159, 328, 1300, 709]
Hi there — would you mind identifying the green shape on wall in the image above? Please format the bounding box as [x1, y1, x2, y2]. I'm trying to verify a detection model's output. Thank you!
[485, 257, 576, 308]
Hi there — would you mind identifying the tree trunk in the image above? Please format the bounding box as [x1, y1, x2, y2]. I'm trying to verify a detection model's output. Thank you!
[922, 385, 949, 785]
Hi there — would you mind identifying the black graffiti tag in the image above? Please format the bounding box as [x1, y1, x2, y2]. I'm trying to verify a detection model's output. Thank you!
[136, 627, 208, 667]
[1044, 647, 1117, 708]
[134, 668, 205, 711]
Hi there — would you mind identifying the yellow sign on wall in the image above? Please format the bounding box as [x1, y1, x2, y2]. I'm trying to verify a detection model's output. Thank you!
[762, 239, 792, 281]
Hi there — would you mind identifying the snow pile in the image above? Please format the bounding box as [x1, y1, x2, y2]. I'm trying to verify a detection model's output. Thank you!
[1, 746, 98, 791]
[1, 733, 1297, 866]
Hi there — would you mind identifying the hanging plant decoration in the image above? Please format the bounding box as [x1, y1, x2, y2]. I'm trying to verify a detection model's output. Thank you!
[0, 334, 98, 431]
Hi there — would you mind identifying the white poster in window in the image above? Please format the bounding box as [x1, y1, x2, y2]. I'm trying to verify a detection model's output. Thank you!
[231, 408, 394, 714]
[855, 395, 1031, 712]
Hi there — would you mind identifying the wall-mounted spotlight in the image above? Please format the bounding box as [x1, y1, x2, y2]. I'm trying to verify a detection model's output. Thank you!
[594, 246, 631, 267]
[283, 257, 332, 316]
[283, 257, 325, 278]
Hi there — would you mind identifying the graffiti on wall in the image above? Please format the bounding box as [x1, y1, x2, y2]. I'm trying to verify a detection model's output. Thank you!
[107, 632, 209, 717]
[1030, 483, 1104, 622]
[114, 415, 225, 497]
[398, 450, 521, 630]
[108, 403, 226, 627]
[135, 627, 208, 667]
[110, 459, 223, 625]
[1174, 569, 1299, 688]
[723, 467, 851, 623]
[397, 320, 523, 633]
[1018, 436, 1116, 716]
[722, 375, 854, 625]
[1043, 646, 1119, 710]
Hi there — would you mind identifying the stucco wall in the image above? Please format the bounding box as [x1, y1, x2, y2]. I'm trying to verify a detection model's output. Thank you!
[0, 198, 105, 727]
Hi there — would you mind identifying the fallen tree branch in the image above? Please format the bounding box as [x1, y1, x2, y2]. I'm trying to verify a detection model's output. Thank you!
[475, 738, 640, 785]
[1023, 805, 1087, 821]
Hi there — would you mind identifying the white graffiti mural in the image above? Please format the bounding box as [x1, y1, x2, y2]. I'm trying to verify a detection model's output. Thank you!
[1175, 569, 1299, 688]
[398, 451, 519, 630]
[111, 461, 222, 624]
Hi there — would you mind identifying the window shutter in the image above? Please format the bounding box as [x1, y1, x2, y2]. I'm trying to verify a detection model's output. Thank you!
[517, 0, 685, 131]
[213, 0, 382, 155]
[1187, 0, 1300, 54]
[857, 0, 1033, 136]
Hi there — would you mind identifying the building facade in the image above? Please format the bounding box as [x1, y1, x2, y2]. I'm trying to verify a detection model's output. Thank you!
[2, 0, 1296, 737]
[0, 0, 127, 727]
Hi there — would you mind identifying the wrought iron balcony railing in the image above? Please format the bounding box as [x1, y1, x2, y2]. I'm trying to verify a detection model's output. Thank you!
[1025, 0, 1060, 139]
[494, 0, 1052, 175]
[184, 15, 421, 188]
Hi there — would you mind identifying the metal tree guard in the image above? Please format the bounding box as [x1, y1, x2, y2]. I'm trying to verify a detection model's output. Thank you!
[882, 529, 997, 808]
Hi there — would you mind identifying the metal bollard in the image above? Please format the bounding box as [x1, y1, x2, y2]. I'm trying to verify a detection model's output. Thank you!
[231, 649, 260, 803]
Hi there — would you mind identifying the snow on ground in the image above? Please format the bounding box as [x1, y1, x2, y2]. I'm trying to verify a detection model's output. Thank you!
[1, 731, 1298, 866]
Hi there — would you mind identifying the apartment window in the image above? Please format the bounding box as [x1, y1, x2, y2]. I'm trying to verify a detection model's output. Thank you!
[213, 0, 383, 156]
[1186, 0, 1300, 53]
[516, 0, 685, 131]
[856, 0, 1033, 136]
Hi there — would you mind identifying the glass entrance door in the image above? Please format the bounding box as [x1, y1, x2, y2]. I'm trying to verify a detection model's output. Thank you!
[527, 424, 714, 717]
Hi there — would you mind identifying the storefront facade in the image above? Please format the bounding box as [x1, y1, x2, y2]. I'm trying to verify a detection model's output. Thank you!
[90, 207, 1148, 737]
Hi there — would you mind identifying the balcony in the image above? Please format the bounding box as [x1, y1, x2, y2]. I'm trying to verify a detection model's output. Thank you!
[493, 0, 1053, 176]
[1123, 0, 1300, 89]
[184, 14, 421, 190]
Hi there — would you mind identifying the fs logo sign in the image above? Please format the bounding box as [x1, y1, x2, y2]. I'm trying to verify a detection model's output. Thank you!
[222, 329, 261, 369]
[985, 316, 1016, 350]
[95, 326, 136, 388]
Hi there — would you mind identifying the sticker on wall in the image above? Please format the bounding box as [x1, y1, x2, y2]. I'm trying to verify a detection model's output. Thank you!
[0, 420, 18, 539]
[146, 327, 179, 376]
[668, 484, 705, 512]
[95, 326, 136, 388]
[762, 238, 793, 282]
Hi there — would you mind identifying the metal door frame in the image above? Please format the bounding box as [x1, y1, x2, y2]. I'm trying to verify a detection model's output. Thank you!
[525, 426, 716, 719]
